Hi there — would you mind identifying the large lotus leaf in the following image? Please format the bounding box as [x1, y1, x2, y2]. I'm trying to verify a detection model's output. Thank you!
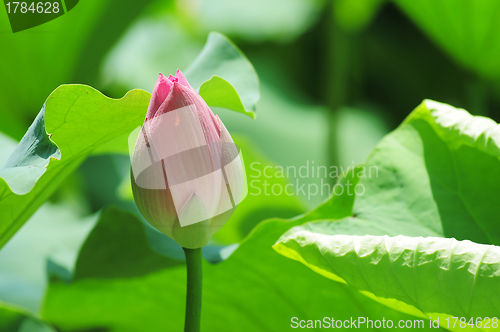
[274, 100, 500, 330]
[394, 0, 500, 81]
[41, 173, 440, 331]
[352, 99, 500, 245]
[275, 225, 500, 331]
[0, 86, 150, 250]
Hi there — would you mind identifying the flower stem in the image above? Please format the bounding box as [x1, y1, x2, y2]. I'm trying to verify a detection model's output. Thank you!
[183, 247, 202, 332]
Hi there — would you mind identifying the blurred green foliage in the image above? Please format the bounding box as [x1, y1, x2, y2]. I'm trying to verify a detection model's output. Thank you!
[2, 0, 500, 331]
[0, 303, 55, 332]
[0, 0, 159, 139]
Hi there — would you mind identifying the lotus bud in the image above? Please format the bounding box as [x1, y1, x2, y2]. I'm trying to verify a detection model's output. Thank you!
[130, 70, 247, 249]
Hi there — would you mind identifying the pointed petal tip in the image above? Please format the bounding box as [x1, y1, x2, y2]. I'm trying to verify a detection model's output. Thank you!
[175, 69, 193, 90]
[147, 73, 174, 119]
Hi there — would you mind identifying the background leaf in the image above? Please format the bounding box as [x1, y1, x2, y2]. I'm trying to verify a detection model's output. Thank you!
[334, 0, 385, 33]
[198, 75, 254, 118]
[0, 302, 55, 332]
[0, 203, 96, 312]
[394, 0, 500, 81]
[185, 32, 260, 117]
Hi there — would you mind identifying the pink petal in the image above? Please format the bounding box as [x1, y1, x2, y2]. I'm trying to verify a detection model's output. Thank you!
[175, 69, 194, 91]
[146, 73, 173, 120]
[210, 116, 246, 235]
[167, 74, 177, 83]
[147, 82, 223, 226]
